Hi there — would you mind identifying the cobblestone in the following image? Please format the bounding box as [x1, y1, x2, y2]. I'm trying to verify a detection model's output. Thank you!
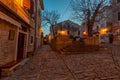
[1, 45, 120, 80]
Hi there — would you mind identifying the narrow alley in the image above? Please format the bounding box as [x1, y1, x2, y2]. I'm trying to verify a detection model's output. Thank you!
[1, 0, 120, 80]
[1, 45, 120, 80]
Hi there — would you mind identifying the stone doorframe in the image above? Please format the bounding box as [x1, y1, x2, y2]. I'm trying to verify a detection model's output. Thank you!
[14, 29, 28, 61]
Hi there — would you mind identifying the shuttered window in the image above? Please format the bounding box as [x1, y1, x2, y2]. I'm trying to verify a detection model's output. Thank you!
[16, 0, 23, 7]
[23, 0, 30, 9]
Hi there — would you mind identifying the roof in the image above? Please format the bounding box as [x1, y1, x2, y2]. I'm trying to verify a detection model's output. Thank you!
[55, 20, 80, 27]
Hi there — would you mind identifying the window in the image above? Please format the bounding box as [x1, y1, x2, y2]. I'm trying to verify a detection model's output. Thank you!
[23, 0, 30, 9]
[8, 30, 15, 40]
[30, 36, 33, 44]
[16, 0, 23, 7]
[78, 31, 80, 35]
[68, 31, 70, 35]
[106, 22, 113, 26]
[116, 29, 120, 40]
[118, 12, 120, 21]
[117, 0, 120, 3]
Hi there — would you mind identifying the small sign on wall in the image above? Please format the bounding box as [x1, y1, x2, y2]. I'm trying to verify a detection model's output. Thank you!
[8, 30, 15, 40]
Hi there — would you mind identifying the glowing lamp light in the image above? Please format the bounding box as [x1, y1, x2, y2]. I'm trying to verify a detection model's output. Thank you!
[39, 27, 43, 32]
[58, 30, 67, 36]
[15, 0, 30, 9]
[38, 27, 43, 35]
[99, 28, 108, 35]
[83, 31, 87, 36]
[15, 0, 23, 7]
[48, 35, 52, 41]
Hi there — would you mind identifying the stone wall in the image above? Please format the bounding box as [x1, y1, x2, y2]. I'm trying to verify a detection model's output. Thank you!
[51, 36, 72, 51]
[27, 28, 35, 53]
[1, 0, 29, 23]
[111, 0, 120, 44]
[0, 19, 17, 66]
[84, 36, 99, 45]
[112, 0, 120, 25]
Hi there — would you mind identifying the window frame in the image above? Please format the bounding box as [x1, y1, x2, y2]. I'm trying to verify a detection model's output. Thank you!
[30, 35, 34, 45]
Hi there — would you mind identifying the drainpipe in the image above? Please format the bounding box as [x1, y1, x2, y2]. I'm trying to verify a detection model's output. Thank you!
[34, 0, 38, 51]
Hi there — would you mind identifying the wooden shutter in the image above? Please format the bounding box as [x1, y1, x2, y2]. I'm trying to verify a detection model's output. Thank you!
[23, 0, 30, 9]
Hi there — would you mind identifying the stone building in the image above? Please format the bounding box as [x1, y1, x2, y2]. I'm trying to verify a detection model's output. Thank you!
[50, 20, 81, 38]
[34, 0, 44, 50]
[80, 6, 112, 43]
[111, 0, 120, 45]
[94, 6, 112, 43]
[0, 0, 44, 76]
[80, 21, 87, 38]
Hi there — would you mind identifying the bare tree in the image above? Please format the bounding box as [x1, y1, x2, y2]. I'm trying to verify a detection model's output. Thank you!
[71, 0, 110, 36]
[42, 10, 60, 37]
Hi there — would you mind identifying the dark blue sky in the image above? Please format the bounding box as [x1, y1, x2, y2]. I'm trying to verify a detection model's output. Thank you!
[44, 0, 71, 21]
[43, 0, 73, 35]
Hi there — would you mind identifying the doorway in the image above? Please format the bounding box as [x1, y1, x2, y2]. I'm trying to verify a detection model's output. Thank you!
[17, 33, 25, 61]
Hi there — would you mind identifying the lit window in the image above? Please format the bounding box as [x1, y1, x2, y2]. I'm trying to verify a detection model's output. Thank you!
[15, 0, 23, 7]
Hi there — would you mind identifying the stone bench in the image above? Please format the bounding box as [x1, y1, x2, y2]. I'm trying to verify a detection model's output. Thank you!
[0, 61, 21, 76]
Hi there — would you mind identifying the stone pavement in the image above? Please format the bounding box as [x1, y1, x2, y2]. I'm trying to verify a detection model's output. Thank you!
[106, 44, 120, 71]
[1, 45, 120, 80]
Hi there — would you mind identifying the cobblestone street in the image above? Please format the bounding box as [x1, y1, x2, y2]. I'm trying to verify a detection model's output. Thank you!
[1, 45, 120, 80]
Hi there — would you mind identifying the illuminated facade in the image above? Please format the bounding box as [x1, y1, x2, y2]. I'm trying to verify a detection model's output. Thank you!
[97, 6, 112, 43]
[0, 0, 44, 76]
[80, 6, 112, 43]
[80, 21, 88, 38]
[50, 20, 81, 39]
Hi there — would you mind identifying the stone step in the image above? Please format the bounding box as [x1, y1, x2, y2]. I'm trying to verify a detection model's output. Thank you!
[61, 49, 99, 52]
[60, 41, 100, 55]
[60, 51, 90, 55]
[0, 58, 29, 77]
[0, 61, 21, 77]
[62, 47, 99, 51]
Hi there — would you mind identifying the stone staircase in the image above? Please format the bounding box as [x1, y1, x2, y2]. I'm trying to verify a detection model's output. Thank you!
[60, 41, 100, 55]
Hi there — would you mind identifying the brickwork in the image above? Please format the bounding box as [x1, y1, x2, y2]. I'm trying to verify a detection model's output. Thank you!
[0, 19, 17, 66]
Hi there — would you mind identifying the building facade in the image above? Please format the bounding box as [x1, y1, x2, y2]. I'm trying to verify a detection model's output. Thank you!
[80, 6, 112, 43]
[111, 0, 120, 44]
[50, 20, 81, 38]
[0, 0, 44, 75]
[95, 6, 112, 43]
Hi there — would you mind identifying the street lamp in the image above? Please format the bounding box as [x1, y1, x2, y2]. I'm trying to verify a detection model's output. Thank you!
[82, 31, 87, 36]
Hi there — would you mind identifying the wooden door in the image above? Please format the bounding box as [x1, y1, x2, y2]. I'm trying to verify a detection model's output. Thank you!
[17, 33, 25, 61]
